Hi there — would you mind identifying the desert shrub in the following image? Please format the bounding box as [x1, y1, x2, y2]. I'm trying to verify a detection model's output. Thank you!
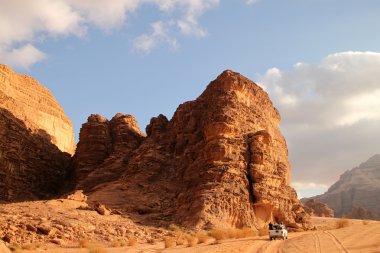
[362, 220, 369, 225]
[164, 237, 176, 248]
[336, 218, 350, 229]
[21, 243, 37, 250]
[169, 224, 183, 232]
[208, 229, 227, 241]
[186, 235, 198, 247]
[196, 232, 209, 243]
[241, 228, 256, 238]
[128, 237, 137, 247]
[176, 235, 186, 246]
[147, 238, 155, 244]
[79, 238, 91, 248]
[89, 245, 108, 253]
[112, 238, 127, 247]
[226, 229, 239, 239]
[258, 227, 269, 236]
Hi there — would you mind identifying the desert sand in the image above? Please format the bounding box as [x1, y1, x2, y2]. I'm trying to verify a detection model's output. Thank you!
[17, 217, 379, 253]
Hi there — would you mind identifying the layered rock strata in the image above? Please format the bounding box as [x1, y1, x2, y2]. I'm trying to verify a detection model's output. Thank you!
[310, 154, 380, 219]
[75, 70, 310, 229]
[0, 65, 74, 201]
[0, 64, 75, 154]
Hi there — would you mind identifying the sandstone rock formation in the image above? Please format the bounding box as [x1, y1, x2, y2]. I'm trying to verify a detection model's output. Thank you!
[310, 154, 380, 219]
[0, 64, 75, 154]
[0, 65, 74, 201]
[302, 199, 334, 217]
[75, 70, 310, 230]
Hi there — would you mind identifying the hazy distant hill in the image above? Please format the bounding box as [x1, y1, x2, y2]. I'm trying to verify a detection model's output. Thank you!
[309, 154, 380, 219]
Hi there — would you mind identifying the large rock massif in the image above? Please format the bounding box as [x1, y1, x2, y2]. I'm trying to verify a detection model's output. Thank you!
[302, 199, 334, 218]
[310, 154, 380, 219]
[0, 64, 75, 154]
[0, 65, 74, 201]
[75, 70, 310, 230]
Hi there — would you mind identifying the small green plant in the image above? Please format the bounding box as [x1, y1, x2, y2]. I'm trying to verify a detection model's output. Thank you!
[169, 224, 183, 232]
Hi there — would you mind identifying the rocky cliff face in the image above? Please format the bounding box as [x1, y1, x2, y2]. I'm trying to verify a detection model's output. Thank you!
[0, 65, 74, 201]
[310, 154, 380, 219]
[302, 199, 334, 217]
[0, 64, 75, 154]
[75, 70, 310, 230]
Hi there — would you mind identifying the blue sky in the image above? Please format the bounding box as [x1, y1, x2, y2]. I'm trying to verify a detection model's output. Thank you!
[1, 0, 380, 198]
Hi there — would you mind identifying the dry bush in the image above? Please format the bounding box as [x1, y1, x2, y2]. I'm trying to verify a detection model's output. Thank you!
[336, 219, 350, 229]
[258, 227, 269, 236]
[79, 238, 91, 248]
[147, 238, 155, 244]
[128, 237, 137, 247]
[89, 245, 108, 253]
[208, 229, 227, 241]
[186, 235, 198, 247]
[176, 235, 186, 246]
[196, 232, 209, 243]
[241, 228, 256, 238]
[21, 243, 37, 250]
[164, 237, 176, 248]
[12, 250, 24, 253]
[169, 224, 183, 232]
[362, 220, 370, 225]
[111, 239, 121, 248]
[226, 229, 239, 239]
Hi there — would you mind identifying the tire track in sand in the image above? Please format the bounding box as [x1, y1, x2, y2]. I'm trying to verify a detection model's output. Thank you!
[323, 231, 349, 253]
[312, 232, 322, 253]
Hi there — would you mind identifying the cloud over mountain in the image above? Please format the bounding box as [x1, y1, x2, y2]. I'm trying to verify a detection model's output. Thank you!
[258, 51, 380, 193]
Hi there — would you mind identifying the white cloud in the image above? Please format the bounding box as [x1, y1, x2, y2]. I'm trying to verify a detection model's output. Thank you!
[133, 21, 177, 53]
[0, 0, 220, 68]
[245, 0, 261, 5]
[258, 51, 380, 188]
[292, 182, 328, 190]
[0, 44, 46, 70]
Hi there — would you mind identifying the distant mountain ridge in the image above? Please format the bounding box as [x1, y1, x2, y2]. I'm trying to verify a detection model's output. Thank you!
[309, 154, 380, 219]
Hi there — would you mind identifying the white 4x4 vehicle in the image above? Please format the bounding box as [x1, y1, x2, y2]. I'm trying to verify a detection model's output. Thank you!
[269, 224, 288, 240]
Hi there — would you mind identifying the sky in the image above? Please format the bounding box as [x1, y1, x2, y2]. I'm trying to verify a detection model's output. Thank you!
[1, 0, 380, 198]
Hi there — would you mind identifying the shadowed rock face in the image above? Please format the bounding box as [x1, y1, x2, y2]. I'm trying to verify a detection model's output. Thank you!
[0, 64, 75, 154]
[74, 70, 310, 229]
[0, 108, 72, 201]
[310, 154, 380, 219]
[0, 65, 74, 202]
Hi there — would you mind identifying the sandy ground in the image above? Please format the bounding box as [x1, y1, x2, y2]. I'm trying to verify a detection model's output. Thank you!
[23, 217, 380, 253]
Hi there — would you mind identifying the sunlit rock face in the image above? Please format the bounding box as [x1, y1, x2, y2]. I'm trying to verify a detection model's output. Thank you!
[0, 65, 74, 201]
[74, 70, 310, 229]
[0, 64, 75, 154]
[311, 154, 380, 219]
